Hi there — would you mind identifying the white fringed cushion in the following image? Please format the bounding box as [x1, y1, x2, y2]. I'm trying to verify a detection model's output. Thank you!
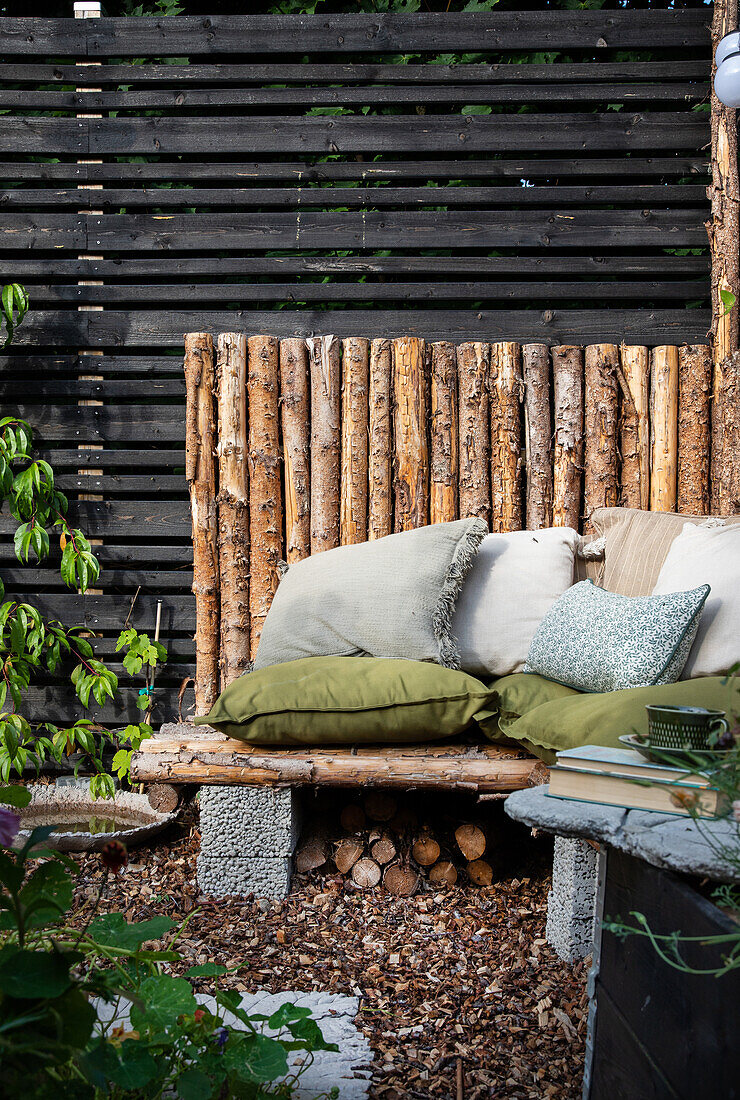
[652, 523, 740, 678]
[452, 527, 580, 677]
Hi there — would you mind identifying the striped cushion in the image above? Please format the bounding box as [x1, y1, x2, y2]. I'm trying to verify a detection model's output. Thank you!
[590, 508, 740, 597]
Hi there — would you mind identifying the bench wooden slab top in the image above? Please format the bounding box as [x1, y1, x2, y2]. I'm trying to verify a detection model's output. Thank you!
[131, 723, 547, 792]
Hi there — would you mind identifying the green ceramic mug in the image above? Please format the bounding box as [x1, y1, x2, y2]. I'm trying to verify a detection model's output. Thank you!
[645, 704, 729, 752]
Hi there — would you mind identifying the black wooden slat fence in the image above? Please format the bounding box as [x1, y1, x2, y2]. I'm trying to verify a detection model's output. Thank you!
[0, 10, 712, 724]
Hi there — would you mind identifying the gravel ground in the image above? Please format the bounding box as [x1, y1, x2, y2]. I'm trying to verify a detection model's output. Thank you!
[68, 799, 588, 1099]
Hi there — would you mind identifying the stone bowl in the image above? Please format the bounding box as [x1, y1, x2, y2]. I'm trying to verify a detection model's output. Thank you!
[17, 785, 178, 852]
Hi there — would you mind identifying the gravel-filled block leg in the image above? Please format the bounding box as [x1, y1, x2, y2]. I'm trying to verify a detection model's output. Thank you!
[545, 835, 599, 962]
[197, 786, 300, 899]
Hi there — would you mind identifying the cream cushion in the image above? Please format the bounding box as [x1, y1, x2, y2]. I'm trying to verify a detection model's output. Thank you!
[652, 522, 740, 678]
[453, 527, 580, 677]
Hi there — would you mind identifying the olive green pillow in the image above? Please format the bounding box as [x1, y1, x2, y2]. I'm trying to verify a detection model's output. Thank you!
[195, 656, 498, 745]
[491, 672, 581, 734]
[498, 676, 739, 764]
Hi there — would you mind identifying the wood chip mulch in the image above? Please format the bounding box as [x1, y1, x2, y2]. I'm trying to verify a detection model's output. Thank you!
[67, 800, 588, 1099]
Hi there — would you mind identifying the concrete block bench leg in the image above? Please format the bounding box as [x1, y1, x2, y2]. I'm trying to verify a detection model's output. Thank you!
[545, 836, 599, 963]
[197, 786, 300, 900]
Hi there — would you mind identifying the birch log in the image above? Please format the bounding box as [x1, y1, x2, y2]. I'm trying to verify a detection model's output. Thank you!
[340, 337, 369, 544]
[551, 346, 584, 531]
[457, 341, 490, 523]
[619, 345, 650, 510]
[280, 337, 310, 563]
[393, 337, 428, 531]
[216, 333, 250, 686]
[368, 338, 393, 540]
[307, 335, 341, 553]
[184, 332, 219, 714]
[678, 345, 712, 514]
[490, 341, 523, 532]
[522, 343, 552, 530]
[247, 335, 283, 655]
[583, 343, 619, 528]
[430, 341, 458, 524]
[650, 345, 679, 513]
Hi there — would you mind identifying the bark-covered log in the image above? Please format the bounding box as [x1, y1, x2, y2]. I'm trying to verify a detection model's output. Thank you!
[491, 341, 523, 533]
[393, 337, 428, 531]
[247, 335, 283, 655]
[551, 345, 584, 531]
[618, 345, 650, 510]
[217, 332, 250, 686]
[522, 343, 552, 530]
[184, 332, 219, 715]
[650, 345, 679, 513]
[430, 341, 458, 524]
[711, 348, 740, 513]
[584, 343, 619, 528]
[457, 341, 490, 523]
[307, 335, 341, 553]
[340, 337, 369, 545]
[368, 338, 393, 541]
[678, 344, 712, 514]
[279, 337, 310, 564]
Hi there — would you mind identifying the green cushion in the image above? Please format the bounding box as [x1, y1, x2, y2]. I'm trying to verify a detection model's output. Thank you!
[195, 656, 498, 745]
[498, 676, 739, 764]
[491, 672, 581, 733]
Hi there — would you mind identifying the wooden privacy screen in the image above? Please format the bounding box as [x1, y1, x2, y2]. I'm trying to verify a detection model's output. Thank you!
[0, 11, 713, 724]
[187, 332, 712, 713]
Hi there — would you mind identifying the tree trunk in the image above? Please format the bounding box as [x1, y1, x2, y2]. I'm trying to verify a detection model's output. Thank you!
[393, 337, 429, 531]
[551, 345, 584, 531]
[307, 335, 341, 553]
[677, 345, 712, 514]
[457, 341, 490, 523]
[522, 343, 552, 530]
[710, 0, 740, 513]
[430, 341, 459, 524]
[247, 335, 283, 656]
[280, 337, 310, 564]
[368, 338, 393, 540]
[618, 345, 650, 510]
[491, 341, 523, 532]
[216, 333, 250, 686]
[340, 337, 369, 545]
[712, 348, 740, 513]
[583, 343, 619, 530]
[184, 332, 219, 715]
[650, 346, 679, 513]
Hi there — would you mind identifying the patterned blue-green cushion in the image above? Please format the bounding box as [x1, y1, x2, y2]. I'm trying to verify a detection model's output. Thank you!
[524, 580, 710, 693]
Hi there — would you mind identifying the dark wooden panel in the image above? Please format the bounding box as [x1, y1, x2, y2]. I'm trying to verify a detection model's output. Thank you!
[589, 987, 676, 1100]
[2, 404, 185, 443]
[1, 378, 184, 398]
[0, 13, 710, 57]
[0, 354, 186, 375]
[0, 541, 192, 565]
[0, 499, 190, 537]
[7, 593, 194, 630]
[2, 566, 191, 588]
[38, 447, 186, 467]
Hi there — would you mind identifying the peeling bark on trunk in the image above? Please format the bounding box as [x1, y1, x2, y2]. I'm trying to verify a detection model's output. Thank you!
[678, 344, 712, 514]
[247, 335, 283, 656]
[618, 345, 650, 510]
[184, 332, 219, 715]
[456, 341, 490, 523]
[522, 343, 552, 530]
[551, 345, 584, 531]
[392, 337, 428, 531]
[491, 341, 523, 533]
[584, 343, 619, 530]
[216, 332, 250, 686]
[307, 335, 341, 553]
[712, 348, 740, 513]
[650, 345, 679, 513]
[368, 338, 393, 540]
[340, 337, 369, 545]
[430, 341, 459, 524]
[279, 337, 310, 564]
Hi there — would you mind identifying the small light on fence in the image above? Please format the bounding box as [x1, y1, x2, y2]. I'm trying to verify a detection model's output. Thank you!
[715, 32, 740, 108]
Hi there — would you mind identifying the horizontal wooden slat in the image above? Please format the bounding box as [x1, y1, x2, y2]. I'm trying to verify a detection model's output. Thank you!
[1, 378, 184, 398]
[0, 541, 192, 565]
[0, 498, 190, 536]
[0, 12, 710, 57]
[3, 404, 185, 442]
[8, 593, 194, 630]
[38, 447, 186, 466]
[2, 566, 191, 588]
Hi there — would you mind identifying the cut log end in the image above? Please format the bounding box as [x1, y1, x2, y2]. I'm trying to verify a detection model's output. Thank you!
[383, 863, 420, 897]
[428, 860, 458, 886]
[455, 823, 487, 862]
[351, 857, 382, 889]
[146, 782, 179, 815]
[466, 859, 494, 886]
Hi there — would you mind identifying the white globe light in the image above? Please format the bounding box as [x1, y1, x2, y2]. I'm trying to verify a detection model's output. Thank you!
[716, 32, 740, 68]
[715, 55, 740, 108]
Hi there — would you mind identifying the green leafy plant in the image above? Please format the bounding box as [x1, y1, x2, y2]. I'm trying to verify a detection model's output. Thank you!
[1, 284, 28, 348]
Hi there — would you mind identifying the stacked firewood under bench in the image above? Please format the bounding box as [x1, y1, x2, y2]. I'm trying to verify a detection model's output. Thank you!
[131, 727, 546, 898]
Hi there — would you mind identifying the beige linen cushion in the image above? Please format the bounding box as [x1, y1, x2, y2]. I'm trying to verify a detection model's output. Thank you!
[653, 522, 740, 678]
[590, 507, 740, 596]
[452, 527, 580, 677]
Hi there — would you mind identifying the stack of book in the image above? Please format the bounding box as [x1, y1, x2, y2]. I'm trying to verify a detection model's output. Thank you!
[547, 745, 727, 817]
